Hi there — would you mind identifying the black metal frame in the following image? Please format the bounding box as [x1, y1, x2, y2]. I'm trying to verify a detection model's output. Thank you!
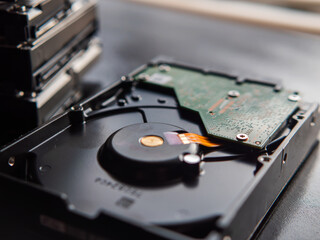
[0, 58, 319, 240]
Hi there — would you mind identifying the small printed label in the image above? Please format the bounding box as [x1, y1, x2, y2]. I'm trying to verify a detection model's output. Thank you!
[40, 215, 66, 233]
[95, 177, 142, 198]
[40, 215, 107, 240]
[115, 197, 135, 209]
[149, 73, 172, 85]
[163, 131, 183, 145]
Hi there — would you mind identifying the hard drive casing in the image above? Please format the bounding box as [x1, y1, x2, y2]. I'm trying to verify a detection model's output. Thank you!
[0, 0, 98, 93]
[0, 38, 101, 147]
[0, 58, 319, 240]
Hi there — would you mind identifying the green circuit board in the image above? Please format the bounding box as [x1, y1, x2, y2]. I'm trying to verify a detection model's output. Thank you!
[134, 64, 299, 148]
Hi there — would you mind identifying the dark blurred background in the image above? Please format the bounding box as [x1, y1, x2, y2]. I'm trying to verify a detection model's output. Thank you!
[84, 0, 320, 102]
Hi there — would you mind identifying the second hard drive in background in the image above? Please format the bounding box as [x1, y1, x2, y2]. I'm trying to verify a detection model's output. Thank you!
[0, 0, 101, 146]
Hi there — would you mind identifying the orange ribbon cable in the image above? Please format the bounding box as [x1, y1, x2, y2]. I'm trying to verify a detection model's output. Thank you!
[178, 133, 221, 147]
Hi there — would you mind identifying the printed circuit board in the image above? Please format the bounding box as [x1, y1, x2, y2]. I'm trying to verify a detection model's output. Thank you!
[134, 64, 299, 148]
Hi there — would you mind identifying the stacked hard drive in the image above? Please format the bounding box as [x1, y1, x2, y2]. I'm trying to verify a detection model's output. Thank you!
[0, 0, 101, 145]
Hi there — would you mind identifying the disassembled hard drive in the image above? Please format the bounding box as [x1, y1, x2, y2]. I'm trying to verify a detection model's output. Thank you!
[0, 58, 319, 240]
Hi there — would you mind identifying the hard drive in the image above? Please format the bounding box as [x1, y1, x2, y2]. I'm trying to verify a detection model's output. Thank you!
[0, 0, 71, 44]
[0, 38, 102, 148]
[0, 58, 319, 240]
[0, 0, 98, 93]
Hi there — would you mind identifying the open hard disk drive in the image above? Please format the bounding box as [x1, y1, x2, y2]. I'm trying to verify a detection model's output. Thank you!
[0, 57, 319, 240]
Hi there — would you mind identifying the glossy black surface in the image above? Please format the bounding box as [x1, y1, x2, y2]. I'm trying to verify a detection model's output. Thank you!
[31, 85, 256, 235]
[98, 122, 198, 185]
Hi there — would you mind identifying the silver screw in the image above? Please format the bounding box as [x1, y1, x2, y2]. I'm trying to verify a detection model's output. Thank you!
[71, 105, 83, 111]
[39, 165, 51, 173]
[258, 156, 271, 162]
[236, 133, 249, 141]
[228, 90, 240, 98]
[8, 157, 15, 167]
[158, 64, 171, 72]
[288, 94, 301, 102]
[16, 91, 24, 98]
[138, 73, 150, 81]
[183, 154, 201, 164]
[20, 5, 27, 12]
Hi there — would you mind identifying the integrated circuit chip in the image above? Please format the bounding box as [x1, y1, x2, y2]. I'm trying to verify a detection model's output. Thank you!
[135, 65, 299, 148]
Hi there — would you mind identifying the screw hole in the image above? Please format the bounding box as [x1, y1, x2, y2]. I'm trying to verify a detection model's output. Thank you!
[8, 157, 15, 167]
[282, 153, 287, 164]
[310, 116, 316, 127]
[258, 156, 271, 162]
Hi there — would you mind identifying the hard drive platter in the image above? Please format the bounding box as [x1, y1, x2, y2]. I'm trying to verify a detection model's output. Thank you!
[0, 58, 319, 240]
